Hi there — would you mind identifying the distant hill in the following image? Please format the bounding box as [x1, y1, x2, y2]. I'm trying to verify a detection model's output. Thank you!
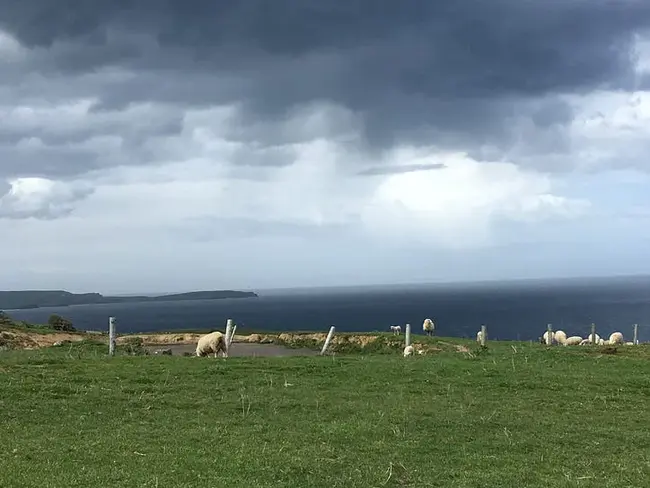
[0, 290, 258, 310]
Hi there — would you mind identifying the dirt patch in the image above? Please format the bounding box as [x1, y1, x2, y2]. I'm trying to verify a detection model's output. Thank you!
[0, 329, 85, 350]
[144, 343, 319, 357]
[116, 333, 203, 346]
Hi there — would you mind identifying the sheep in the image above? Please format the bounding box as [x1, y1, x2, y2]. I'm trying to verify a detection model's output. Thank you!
[587, 333, 601, 344]
[195, 331, 228, 358]
[476, 329, 485, 343]
[390, 325, 402, 335]
[625, 341, 635, 346]
[608, 332, 624, 345]
[554, 330, 567, 345]
[422, 318, 435, 336]
[403, 345, 414, 357]
[564, 336, 583, 346]
[542, 330, 555, 345]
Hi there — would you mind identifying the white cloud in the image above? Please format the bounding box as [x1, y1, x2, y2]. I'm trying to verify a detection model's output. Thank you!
[361, 150, 589, 248]
[0, 177, 93, 219]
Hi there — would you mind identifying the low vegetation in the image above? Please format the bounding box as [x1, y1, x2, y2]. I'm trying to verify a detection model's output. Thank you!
[2, 333, 650, 487]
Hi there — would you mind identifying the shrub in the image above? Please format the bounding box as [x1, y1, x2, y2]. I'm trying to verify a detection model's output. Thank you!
[119, 336, 149, 356]
[47, 314, 76, 332]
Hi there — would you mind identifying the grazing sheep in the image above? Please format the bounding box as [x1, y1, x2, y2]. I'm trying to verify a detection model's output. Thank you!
[542, 331, 555, 345]
[587, 333, 601, 344]
[403, 345, 414, 357]
[554, 330, 567, 345]
[564, 336, 583, 346]
[390, 325, 402, 335]
[196, 331, 228, 358]
[625, 341, 634, 346]
[422, 318, 435, 336]
[609, 332, 624, 345]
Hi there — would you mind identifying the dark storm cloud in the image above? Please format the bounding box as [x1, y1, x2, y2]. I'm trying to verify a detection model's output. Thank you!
[2, 0, 649, 168]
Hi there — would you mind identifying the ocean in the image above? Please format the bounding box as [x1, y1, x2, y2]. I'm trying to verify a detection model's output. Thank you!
[6, 276, 650, 342]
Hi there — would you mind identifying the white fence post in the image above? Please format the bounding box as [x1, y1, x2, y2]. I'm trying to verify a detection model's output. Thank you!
[228, 325, 237, 347]
[633, 324, 639, 345]
[480, 325, 487, 347]
[225, 319, 233, 355]
[108, 317, 116, 357]
[591, 323, 597, 345]
[546, 323, 553, 346]
[405, 323, 412, 347]
[320, 326, 336, 355]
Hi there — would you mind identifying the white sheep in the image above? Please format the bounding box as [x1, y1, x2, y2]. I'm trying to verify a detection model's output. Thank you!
[625, 341, 634, 346]
[196, 331, 228, 358]
[587, 333, 601, 344]
[554, 330, 567, 345]
[422, 318, 435, 336]
[542, 330, 555, 345]
[608, 332, 624, 345]
[476, 330, 485, 343]
[390, 325, 402, 335]
[403, 345, 414, 357]
[564, 336, 583, 346]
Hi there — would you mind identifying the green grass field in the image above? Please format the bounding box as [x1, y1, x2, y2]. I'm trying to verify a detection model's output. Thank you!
[2, 338, 650, 487]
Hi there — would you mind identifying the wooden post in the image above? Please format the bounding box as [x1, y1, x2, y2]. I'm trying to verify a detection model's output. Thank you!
[591, 323, 596, 345]
[480, 325, 487, 347]
[320, 326, 335, 355]
[633, 324, 639, 345]
[405, 323, 412, 347]
[225, 319, 233, 355]
[108, 317, 116, 357]
[546, 324, 553, 346]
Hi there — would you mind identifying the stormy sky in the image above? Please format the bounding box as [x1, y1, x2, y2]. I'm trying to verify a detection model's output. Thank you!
[1, 0, 650, 293]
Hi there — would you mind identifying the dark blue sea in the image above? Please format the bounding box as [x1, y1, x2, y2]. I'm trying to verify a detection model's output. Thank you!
[7, 276, 650, 342]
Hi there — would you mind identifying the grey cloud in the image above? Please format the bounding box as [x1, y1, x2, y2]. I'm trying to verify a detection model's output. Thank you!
[1, 0, 649, 176]
[174, 216, 360, 242]
[357, 163, 446, 176]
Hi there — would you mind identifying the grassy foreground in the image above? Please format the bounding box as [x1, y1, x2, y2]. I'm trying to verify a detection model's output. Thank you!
[2, 339, 650, 487]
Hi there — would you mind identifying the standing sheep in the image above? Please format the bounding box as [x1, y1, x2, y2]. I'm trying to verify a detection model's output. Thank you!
[608, 332, 624, 345]
[422, 318, 435, 336]
[196, 331, 228, 358]
[554, 330, 567, 345]
[476, 330, 485, 343]
[390, 325, 402, 335]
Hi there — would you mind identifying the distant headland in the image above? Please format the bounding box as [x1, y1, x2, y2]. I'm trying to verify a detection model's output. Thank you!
[0, 290, 258, 310]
